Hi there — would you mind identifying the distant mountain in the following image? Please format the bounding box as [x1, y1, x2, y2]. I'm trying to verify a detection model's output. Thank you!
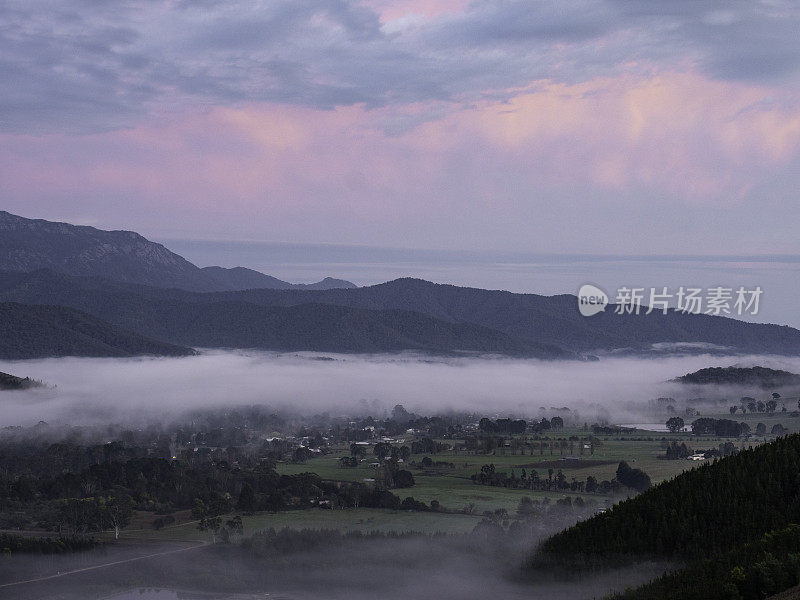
[133, 301, 572, 357]
[0, 370, 43, 390]
[0, 302, 194, 359]
[197, 278, 800, 355]
[0, 211, 355, 292]
[0, 272, 570, 357]
[673, 366, 800, 388]
[295, 277, 358, 290]
[1, 270, 799, 357]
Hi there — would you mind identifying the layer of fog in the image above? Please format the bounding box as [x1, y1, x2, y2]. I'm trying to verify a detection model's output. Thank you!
[2, 523, 672, 600]
[3, 350, 800, 428]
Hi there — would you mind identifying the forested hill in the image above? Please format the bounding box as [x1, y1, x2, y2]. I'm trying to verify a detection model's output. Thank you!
[539, 434, 800, 561]
[2, 270, 800, 356]
[0, 302, 195, 359]
[673, 366, 800, 388]
[533, 435, 800, 599]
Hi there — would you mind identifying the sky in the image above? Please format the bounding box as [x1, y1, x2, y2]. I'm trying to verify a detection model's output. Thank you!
[1, 1, 800, 256]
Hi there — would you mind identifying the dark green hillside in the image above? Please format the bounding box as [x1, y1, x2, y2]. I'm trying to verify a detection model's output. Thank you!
[0, 370, 42, 390]
[610, 525, 800, 600]
[673, 366, 800, 388]
[0, 302, 195, 359]
[539, 434, 800, 561]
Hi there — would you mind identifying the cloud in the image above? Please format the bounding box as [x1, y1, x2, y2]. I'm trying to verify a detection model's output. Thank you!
[3, 68, 799, 254]
[1, 1, 799, 134]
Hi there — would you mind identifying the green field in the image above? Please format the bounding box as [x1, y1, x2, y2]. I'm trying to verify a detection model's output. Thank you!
[115, 410, 798, 543]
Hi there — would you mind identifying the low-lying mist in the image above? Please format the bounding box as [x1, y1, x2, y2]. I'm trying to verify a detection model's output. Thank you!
[2, 350, 799, 428]
[2, 523, 671, 600]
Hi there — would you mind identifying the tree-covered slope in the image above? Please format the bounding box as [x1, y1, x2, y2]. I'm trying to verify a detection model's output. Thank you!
[0, 302, 195, 359]
[610, 524, 800, 600]
[538, 435, 800, 562]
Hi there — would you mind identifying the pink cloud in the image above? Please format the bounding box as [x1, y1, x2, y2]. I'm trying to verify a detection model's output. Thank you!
[1, 69, 799, 250]
[363, 0, 473, 23]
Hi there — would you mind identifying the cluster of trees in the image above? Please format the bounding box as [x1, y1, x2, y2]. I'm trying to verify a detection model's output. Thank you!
[664, 441, 692, 459]
[690, 418, 751, 437]
[470, 461, 647, 495]
[43, 495, 133, 539]
[0, 450, 434, 538]
[614, 461, 651, 493]
[410, 437, 449, 454]
[478, 417, 564, 434]
[516, 495, 597, 517]
[732, 394, 782, 415]
[412, 456, 455, 469]
[664, 441, 739, 460]
[0, 532, 99, 555]
[666, 416, 790, 439]
[460, 435, 596, 456]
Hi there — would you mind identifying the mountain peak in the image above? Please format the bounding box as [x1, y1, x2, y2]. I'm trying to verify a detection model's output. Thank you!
[0, 212, 355, 292]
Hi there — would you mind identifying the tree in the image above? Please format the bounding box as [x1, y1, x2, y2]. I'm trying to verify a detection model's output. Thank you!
[666, 416, 685, 433]
[551, 416, 564, 430]
[237, 483, 256, 512]
[101, 494, 133, 540]
[292, 446, 311, 463]
[756, 423, 767, 436]
[394, 470, 415, 488]
[223, 515, 243, 540]
[615, 461, 651, 493]
[350, 443, 366, 458]
[772, 424, 788, 436]
[198, 515, 223, 542]
[373, 442, 392, 459]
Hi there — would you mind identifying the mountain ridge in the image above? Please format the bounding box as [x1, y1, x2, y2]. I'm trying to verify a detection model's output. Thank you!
[0, 211, 355, 292]
[1, 269, 799, 356]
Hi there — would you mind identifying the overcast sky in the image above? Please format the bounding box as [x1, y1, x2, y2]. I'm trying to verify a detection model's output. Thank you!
[2, 0, 800, 255]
